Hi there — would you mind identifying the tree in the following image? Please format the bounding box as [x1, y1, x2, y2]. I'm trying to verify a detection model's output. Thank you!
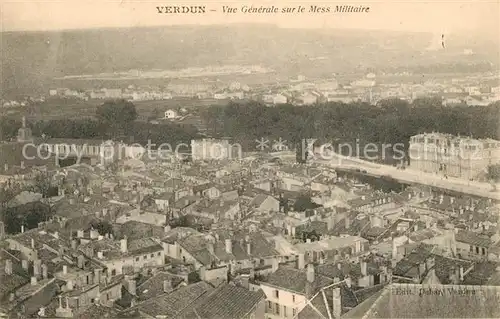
[486, 164, 500, 191]
[96, 100, 137, 137]
[90, 220, 114, 236]
[293, 195, 321, 212]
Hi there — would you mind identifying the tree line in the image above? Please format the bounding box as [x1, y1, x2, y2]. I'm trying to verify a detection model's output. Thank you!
[0, 100, 200, 146]
[201, 99, 500, 161]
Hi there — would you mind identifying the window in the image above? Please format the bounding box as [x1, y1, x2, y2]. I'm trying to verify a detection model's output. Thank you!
[158, 252, 161, 256]
[283, 306, 287, 318]
[476, 246, 480, 254]
[267, 301, 272, 312]
[293, 308, 297, 316]
[482, 247, 486, 255]
[151, 254, 154, 258]
[136, 257, 140, 261]
[470, 245, 474, 252]
[143, 255, 147, 260]
[274, 290, 279, 299]
[292, 295, 295, 303]
[275, 303, 280, 315]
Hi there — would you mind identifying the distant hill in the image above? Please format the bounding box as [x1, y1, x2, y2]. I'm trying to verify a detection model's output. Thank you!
[1, 24, 498, 98]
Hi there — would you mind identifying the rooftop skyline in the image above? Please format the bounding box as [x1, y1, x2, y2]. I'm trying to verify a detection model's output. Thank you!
[2, 0, 499, 35]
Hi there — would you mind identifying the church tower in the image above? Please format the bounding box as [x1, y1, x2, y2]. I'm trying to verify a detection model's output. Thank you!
[17, 116, 33, 143]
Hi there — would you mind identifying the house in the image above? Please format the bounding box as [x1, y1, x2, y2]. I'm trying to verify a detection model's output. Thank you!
[317, 258, 391, 288]
[249, 194, 280, 214]
[294, 236, 370, 263]
[164, 109, 178, 119]
[172, 231, 280, 271]
[79, 237, 164, 276]
[182, 283, 266, 319]
[259, 261, 334, 318]
[347, 193, 399, 214]
[190, 199, 241, 222]
[455, 229, 493, 260]
[392, 245, 474, 284]
[121, 281, 213, 318]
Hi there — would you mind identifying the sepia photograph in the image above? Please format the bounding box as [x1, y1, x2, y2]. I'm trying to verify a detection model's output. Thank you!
[0, 0, 499, 318]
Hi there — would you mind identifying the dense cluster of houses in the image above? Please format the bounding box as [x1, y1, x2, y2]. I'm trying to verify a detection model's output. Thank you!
[1, 130, 500, 318]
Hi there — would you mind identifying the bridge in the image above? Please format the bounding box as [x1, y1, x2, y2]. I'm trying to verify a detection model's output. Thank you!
[270, 151, 500, 201]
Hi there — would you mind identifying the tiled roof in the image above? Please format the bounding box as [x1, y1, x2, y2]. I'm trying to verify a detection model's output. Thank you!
[393, 247, 473, 284]
[298, 282, 358, 319]
[135, 281, 213, 318]
[182, 283, 265, 319]
[344, 283, 500, 318]
[136, 271, 185, 301]
[455, 230, 492, 248]
[262, 266, 334, 295]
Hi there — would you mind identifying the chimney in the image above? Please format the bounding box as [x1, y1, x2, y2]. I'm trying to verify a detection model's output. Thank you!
[5, 259, 12, 275]
[69, 198, 75, 205]
[419, 262, 426, 278]
[307, 263, 315, 283]
[163, 279, 173, 293]
[337, 263, 342, 270]
[207, 242, 214, 255]
[459, 265, 464, 281]
[246, 242, 251, 255]
[4, 164, 8, 172]
[33, 259, 42, 277]
[31, 238, 35, 249]
[31, 276, 38, 285]
[360, 260, 367, 277]
[164, 225, 171, 233]
[272, 258, 279, 272]
[225, 238, 232, 254]
[249, 268, 255, 281]
[120, 237, 128, 253]
[53, 231, 59, 239]
[94, 269, 101, 284]
[20, 161, 25, 169]
[66, 279, 74, 291]
[90, 229, 99, 239]
[22, 259, 29, 270]
[425, 257, 435, 271]
[97, 251, 104, 259]
[63, 265, 68, 275]
[21, 225, 25, 233]
[413, 224, 418, 232]
[391, 238, 398, 259]
[345, 217, 350, 230]
[298, 253, 305, 270]
[42, 264, 48, 279]
[332, 287, 342, 319]
[128, 278, 137, 295]
[345, 276, 352, 288]
[327, 216, 334, 231]
[77, 229, 84, 238]
[77, 255, 85, 269]
[306, 238, 312, 244]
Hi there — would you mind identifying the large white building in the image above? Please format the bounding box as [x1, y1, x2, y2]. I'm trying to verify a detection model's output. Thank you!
[191, 139, 241, 161]
[409, 132, 500, 180]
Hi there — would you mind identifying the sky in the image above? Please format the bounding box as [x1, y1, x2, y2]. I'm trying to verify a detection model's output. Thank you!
[1, 0, 499, 35]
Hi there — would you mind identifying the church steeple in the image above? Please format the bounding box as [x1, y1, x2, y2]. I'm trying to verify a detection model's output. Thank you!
[17, 116, 33, 142]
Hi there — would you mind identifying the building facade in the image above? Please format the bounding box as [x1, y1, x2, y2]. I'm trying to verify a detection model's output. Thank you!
[409, 133, 500, 180]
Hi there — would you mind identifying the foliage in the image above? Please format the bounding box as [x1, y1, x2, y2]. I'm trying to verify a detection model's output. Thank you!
[1, 201, 52, 234]
[90, 220, 114, 236]
[96, 99, 138, 127]
[293, 195, 321, 212]
[486, 164, 500, 182]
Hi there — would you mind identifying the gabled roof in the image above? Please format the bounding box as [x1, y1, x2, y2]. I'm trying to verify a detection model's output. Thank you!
[261, 266, 334, 295]
[181, 283, 265, 319]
